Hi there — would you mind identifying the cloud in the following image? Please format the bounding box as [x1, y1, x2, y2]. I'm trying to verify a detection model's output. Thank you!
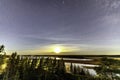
[95, 0, 120, 15]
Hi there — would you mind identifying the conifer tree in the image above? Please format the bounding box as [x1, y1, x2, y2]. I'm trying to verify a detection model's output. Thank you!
[0, 45, 4, 53]
[70, 62, 73, 73]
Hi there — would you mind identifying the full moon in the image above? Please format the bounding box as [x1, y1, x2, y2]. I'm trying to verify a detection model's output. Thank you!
[54, 47, 61, 54]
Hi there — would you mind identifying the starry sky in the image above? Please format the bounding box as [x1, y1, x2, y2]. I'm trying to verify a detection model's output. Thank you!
[0, 0, 120, 55]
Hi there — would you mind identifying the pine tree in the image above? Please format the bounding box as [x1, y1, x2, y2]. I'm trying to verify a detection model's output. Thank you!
[0, 45, 4, 53]
[70, 62, 73, 73]
[73, 64, 77, 74]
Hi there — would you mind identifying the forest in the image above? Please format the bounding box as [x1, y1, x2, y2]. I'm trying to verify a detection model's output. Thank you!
[0, 45, 120, 80]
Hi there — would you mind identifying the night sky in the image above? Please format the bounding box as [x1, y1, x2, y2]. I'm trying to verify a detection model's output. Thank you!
[0, 0, 120, 55]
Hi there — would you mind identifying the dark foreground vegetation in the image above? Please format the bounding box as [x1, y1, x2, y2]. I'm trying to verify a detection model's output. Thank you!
[0, 45, 120, 80]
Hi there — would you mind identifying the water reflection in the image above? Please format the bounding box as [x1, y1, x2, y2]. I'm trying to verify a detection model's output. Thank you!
[65, 62, 98, 76]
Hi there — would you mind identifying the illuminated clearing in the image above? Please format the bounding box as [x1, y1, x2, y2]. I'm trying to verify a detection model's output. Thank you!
[54, 47, 61, 54]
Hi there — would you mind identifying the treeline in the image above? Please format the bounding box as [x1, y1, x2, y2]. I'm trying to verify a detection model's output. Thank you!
[0, 53, 116, 80]
[0, 45, 120, 80]
[1, 53, 93, 80]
